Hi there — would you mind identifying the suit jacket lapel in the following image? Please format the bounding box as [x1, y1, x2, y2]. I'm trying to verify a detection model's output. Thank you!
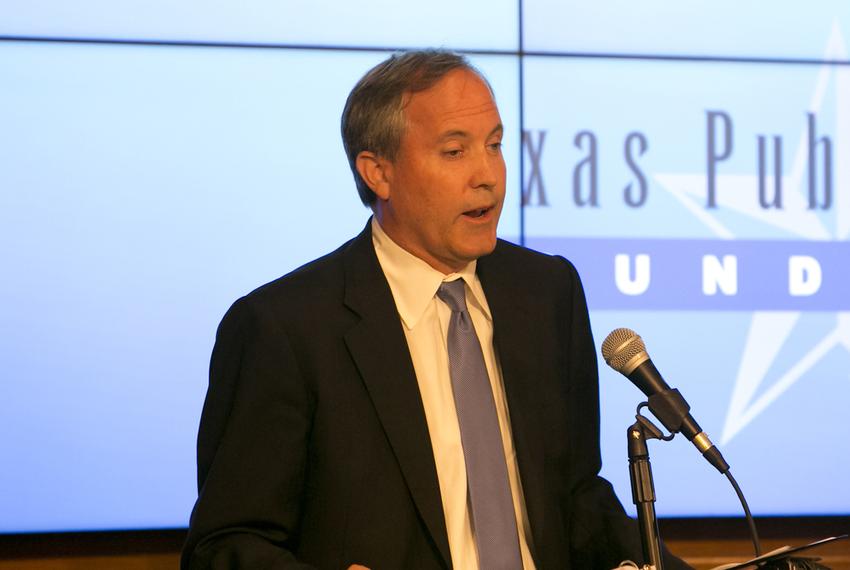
[478, 245, 547, 565]
[341, 224, 452, 568]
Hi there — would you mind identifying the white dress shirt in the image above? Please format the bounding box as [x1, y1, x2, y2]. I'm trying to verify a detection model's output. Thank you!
[372, 218, 536, 570]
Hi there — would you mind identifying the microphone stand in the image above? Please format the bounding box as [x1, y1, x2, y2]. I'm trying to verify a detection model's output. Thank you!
[627, 404, 674, 570]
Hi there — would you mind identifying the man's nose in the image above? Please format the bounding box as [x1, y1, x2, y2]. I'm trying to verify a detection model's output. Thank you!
[470, 151, 502, 190]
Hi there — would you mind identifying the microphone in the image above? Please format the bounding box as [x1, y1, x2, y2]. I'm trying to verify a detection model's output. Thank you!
[601, 327, 729, 474]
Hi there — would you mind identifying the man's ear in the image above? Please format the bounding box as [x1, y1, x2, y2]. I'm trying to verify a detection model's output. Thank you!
[355, 151, 392, 201]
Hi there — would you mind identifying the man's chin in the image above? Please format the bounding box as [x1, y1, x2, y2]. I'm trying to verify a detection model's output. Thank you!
[456, 239, 498, 264]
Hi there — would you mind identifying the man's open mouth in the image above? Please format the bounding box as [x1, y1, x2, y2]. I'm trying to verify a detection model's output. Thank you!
[463, 207, 490, 218]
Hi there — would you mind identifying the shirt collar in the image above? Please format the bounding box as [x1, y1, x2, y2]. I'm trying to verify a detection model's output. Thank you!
[371, 217, 492, 330]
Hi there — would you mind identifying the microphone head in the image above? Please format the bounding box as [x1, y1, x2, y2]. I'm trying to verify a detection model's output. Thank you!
[601, 328, 650, 375]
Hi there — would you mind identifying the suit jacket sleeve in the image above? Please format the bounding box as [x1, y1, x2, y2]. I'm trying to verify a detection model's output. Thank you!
[181, 296, 317, 570]
[556, 257, 690, 570]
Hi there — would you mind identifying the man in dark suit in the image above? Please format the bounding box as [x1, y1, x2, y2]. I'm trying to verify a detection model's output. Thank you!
[182, 50, 689, 569]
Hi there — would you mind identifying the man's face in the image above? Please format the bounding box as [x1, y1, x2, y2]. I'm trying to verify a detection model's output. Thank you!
[373, 68, 506, 274]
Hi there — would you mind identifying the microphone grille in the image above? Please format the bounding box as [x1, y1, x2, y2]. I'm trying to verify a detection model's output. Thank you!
[601, 328, 647, 374]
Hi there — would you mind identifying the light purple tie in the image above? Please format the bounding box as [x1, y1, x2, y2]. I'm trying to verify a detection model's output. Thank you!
[437, 280, 523, 570]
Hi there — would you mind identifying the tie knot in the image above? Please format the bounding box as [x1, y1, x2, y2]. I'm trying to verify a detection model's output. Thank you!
[437, 280, 468, 314]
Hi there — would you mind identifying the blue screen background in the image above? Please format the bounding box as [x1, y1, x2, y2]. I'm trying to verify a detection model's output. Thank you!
[1, 2, 848, 532]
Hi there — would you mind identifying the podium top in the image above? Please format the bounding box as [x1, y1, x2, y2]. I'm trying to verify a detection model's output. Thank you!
[709, 535, 848, 570]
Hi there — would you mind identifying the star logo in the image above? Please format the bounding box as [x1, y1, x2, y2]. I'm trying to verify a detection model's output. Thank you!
[652, 22, 850, 444]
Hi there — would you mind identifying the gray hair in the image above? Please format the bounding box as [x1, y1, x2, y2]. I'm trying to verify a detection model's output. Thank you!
[341, 49, 490, 206]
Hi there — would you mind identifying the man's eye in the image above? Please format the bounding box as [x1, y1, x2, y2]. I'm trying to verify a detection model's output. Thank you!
[488, 142, 503, 152]
[443, 149, 463, 158]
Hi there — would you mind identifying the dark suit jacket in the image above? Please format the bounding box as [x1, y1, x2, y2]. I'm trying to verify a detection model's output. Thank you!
[182, 222, 688, 569]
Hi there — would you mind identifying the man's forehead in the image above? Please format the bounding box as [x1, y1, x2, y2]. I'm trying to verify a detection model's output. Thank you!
[404, 70, 501, 129]
[436, 100, 500, 122]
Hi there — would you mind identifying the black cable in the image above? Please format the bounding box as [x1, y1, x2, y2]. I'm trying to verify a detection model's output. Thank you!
[725, 470, 761, 557]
